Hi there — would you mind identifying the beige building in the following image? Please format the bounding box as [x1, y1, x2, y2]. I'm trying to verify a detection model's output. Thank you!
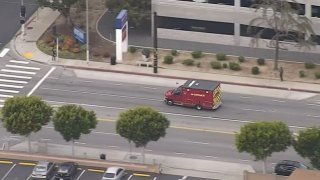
[152, 0, 320, 53]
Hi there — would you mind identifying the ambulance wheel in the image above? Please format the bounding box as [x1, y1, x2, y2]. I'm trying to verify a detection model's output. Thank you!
[167, 100, 173, 106]
[196, 105, 202, 110]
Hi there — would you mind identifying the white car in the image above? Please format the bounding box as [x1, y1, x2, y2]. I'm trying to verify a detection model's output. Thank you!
[101, 167, 126, 180]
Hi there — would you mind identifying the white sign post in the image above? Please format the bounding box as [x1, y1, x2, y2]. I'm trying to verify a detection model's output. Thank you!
[115, 10, 128, 63]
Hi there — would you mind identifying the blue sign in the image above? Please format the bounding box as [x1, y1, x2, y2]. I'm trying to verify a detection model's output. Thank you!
[73, 26, 86, 43]
[115, 9, 128, 29]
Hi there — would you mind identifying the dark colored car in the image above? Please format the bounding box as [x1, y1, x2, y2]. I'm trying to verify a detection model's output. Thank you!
[274, 160, 309, 176]
[54, 162, 78, 180]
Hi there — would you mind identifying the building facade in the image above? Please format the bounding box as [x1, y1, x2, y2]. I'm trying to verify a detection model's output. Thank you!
[152, 0, 320, 53]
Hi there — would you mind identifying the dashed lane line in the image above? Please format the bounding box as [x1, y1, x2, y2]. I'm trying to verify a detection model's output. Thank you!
[9, 60, 29, 64]
[0, 74, 32, 79]
[0, 84, 23, 89]
[0, 78, 28, 84]
[0, 89, 19, 93]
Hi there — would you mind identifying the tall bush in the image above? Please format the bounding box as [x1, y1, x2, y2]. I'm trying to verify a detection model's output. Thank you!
[257, 58, 265, 65]
[191, 51, 202, 59]
[210, 61, 222, 69]
[305, 62, 316, 69]
[229, 62, 241, 71]
[182, 59, 194, 66]
[163, 55, 173, 64]
[216, 53, 227, 61]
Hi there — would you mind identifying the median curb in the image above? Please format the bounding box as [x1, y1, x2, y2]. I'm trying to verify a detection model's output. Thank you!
[0, 150, 159, 173]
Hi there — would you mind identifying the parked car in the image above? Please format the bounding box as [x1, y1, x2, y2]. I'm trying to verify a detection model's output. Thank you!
[54, 162, 78, 180]
[275, 160, 309, 176]
[101, 166, 126, 180]
[31, 161, 55, 179]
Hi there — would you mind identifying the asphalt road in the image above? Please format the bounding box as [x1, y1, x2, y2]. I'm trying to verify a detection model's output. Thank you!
[0, 0, 38, 49]
[0, 159, 207, 180]
[15, 67, 317, 172]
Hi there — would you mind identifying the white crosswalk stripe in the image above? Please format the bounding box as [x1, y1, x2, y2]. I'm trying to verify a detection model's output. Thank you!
[1, 69, 36, 75]
[0, 59, 42, 106]
[9, 60, 29, 64]
[0, 74, 32, 79]
[5, 64, 40, 70]
[0, 89, 19, 93]
[0, 79, 28, 84]
[0, 84, 23, 89]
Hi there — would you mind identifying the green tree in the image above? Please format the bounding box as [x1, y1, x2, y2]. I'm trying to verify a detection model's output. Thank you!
[235, 121, 292, 173]
[37, 0, 81, 24]
[1, 96, 53, 152]
[105, 0, 151, 27]
[293, 127, 320, 169]
[248, 0, 316, 70]
[52, 104, 97, 156]
[116, 106, 169, 162]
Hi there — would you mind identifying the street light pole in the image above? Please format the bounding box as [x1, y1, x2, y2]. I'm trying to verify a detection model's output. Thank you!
[86, 0, 89, 64]
[153, 12, 158, 74]
[21, 0, 25, 39]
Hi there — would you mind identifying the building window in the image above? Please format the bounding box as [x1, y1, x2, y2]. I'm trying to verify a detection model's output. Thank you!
[312, 5, 320, 18]
[158, 16, 234, 35]
[241, 0, 252, 7]
[240, 24, 275, 39]
[207, 0, 234, 6]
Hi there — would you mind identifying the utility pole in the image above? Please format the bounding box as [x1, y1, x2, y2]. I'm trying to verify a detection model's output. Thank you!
[153, 12, 158, 74]
[86, 0, 90, 64]
[20, 0, 26, 39]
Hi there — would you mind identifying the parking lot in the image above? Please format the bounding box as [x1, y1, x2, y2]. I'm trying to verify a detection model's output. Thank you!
[0, 159, 211, 180]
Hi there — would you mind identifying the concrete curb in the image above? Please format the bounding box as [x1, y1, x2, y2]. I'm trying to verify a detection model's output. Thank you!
[0, 150, 159, 173]
[57, 64, 320, 94]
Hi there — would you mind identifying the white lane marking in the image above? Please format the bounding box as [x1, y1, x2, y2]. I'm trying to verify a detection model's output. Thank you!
[5, 64, 40, 70]
[0, 100, 4, 102]
[242, 108, 266, 112]
[143, 86, 157, 90]
[1, 163, 16, 180]
[1, 69, 36, 75]
[145, 149, 153, 152]
[205, 155, 218, 158]
[307, 115, 320, 118]
[0, 73, 32, 79]
[0, 89, 19, 93]
[0, 105, 3, 108]
[27, 67, 55, 96]
[76, 169, 86, 180]
[9, 60, 29, 64]
[74, 142, 86, 145]
[0, 94, 13, 98]
[43, 126, 54, 129]
[0, 84, 23, 88]
[80, 80, 93, 83]
[128, 175, 133, 180]
[174, 152, 185, 155]
[240, 159, 250, 162]
[93, 131, 119, 136]
[40, 87, 161, 102]
[272, 99, 286, 103]
[44, 100, 307, 130]
[153, 177, 157, 180]
[0, 48, 10, 57]
[308, 103, 320, 107]
[240, 96, 251, 99]
[185, 140, 209, 145]
[108, 146, 118, 148]
[0, 78, 27, 84]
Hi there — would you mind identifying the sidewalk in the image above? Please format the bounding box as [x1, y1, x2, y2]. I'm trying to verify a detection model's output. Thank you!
[12, 8, 320, 95]
[7, 141, 254, 180]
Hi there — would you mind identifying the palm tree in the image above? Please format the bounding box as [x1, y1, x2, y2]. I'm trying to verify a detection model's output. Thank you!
[248, 0, 316, 70]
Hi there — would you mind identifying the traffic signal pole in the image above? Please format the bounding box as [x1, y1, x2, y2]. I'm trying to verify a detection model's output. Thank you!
[20, 0, 26, 40]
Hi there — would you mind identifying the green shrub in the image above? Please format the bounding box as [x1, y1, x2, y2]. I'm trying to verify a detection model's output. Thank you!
[304, 62, 316, 69]
[238, 56, 245, 63]
[171, 49, 178, 56]
[216, 53, 227, 61]
[223, 63, 228, 68]
[163, 55, 174, 64]
[315, 72, 320, 79]
[229, 62, 241, 71]
[129, 46, 137, 53]
[182, 59, 195, 66]
[251, 66, 260, 75]
[257, 58, 265, 65]
[142, 48, 151, 58]
[196, 62, 201, 68]
[191, 51, 202, 59]
[210, 61, 222, 69]
[299, 70, 305, 78]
